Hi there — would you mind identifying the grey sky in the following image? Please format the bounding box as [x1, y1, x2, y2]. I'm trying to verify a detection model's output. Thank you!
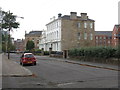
[0, 0, 119, 40]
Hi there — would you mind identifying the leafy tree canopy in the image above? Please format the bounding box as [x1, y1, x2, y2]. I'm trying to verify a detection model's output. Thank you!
[26, 40, 35, 51]
[1, 10, 20, 30]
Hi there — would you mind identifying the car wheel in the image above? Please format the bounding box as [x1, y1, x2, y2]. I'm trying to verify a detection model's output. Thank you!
[20, 62, 22, 65]
[34, 62, 36, 65]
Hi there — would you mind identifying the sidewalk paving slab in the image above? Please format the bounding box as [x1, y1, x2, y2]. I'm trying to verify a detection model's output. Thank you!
[2, 54, 33, 77]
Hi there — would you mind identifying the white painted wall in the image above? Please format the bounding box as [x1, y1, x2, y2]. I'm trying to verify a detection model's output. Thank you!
[40, 19, 62, 51]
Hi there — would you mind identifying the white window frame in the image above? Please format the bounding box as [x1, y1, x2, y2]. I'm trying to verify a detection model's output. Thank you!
[90, 33, 93, 40]
[77, 22, 80, 28]
[90, 23, 93, 28]
[77, 32, 80, 40]
[84, 22, 87, 28]
[84, 32, 87, 40]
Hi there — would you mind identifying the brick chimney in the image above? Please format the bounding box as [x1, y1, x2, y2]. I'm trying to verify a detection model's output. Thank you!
[70, 12, 77, 19]
[81, 13, 88, 20]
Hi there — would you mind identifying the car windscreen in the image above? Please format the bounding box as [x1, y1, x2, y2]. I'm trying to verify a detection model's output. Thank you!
[25, 54, 34, 58]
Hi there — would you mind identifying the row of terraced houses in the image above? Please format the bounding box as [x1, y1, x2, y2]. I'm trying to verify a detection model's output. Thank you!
[23, 12, 120, 52]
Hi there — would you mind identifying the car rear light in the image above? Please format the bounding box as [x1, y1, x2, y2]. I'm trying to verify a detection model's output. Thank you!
[33, 58, 36, 61]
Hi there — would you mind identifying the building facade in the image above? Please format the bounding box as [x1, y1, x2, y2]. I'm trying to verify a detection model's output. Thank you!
[39, 30, 47, 51]
[25, 31, 42, 50]
[112, 24, 120, 47]
[39, 12, 95, 51]
[14, 39, 25, 52]
[95, 31, 112, 47]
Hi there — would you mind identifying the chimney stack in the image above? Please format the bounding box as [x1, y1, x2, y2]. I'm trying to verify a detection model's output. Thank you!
[70, 12, 77, 19]
[58, 13, 62, 19]
[81, 13, 88, 20]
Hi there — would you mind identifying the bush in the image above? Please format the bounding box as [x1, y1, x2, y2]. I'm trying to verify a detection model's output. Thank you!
[68, 46, 117, 59]
[34, 49, 42, 53]
[44, 51, 49, 55]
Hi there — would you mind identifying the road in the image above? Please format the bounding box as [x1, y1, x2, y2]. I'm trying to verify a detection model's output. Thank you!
[2, 53, 118, 88]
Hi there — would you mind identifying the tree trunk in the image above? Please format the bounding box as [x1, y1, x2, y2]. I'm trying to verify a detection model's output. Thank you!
[8, 29, 10, 59]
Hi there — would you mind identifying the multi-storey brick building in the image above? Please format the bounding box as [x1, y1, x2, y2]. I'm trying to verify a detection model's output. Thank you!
[95, 31, 112, 47]
[25, 31, 42, 50]
[40, 12, 95, 51]
[112, 24, 120, 47]
[95, 24, 120, 47]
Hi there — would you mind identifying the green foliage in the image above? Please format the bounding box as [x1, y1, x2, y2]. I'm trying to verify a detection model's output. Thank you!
[115, 45, 120, 59]
[26, 40, 35, 51]
[68, 46, 117, 59]
[2, 43, 6, 52]
[44, 51, 49, 55]
[2, 11, 19, 29]
[10, 44, 16, 51]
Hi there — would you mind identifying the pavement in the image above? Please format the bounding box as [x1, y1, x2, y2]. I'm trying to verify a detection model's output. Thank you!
[1, 54, 33, 77]
[48, 56, 119, 71]
[0, 54, 2, 89]
[64, 59, 119, 71]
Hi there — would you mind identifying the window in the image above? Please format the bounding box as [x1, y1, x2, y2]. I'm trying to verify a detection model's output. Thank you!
[32, 38, 34, 41]
[84, 32, 87, 39]
[99, 40, 102, 45]
[96, 36, 98, 39]
[84, 22, 87, 28]
[90, 23, 93, 28]
[57, 43, 58, 50]
[77, 23, 80, 28]
[90, 33, 93, 40]
[57, 31, 58, 38]
[56, 22, 58, 28]
[108, 41, 110, 44]
[77, 32, 80, 40]
[103, 37, 106, 39]
[96, 40, 98, 45]
[103, 40, 106, 45]
[99, 37, 102, 40]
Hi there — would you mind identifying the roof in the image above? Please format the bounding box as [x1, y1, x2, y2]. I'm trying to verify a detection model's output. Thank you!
[115, 24, 120, 28]
[46, 12, 95, 25]
[95, 31, 112, 37]
[29, 31, 42, 35]
[25, 31, 42, 37]
[24, 53, 33, 55]
[61, 15, 94, 21]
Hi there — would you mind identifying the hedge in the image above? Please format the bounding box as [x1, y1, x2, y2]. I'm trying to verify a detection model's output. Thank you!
[68, 46, 117, 59]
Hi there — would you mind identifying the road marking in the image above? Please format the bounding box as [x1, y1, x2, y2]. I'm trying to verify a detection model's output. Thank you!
[57, 82, 74, 86]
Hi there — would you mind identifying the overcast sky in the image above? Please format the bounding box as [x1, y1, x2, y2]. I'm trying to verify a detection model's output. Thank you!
[0, 0, 119, 40]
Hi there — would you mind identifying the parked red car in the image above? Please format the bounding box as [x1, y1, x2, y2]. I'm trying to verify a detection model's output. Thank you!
[20, 53, 37, 66]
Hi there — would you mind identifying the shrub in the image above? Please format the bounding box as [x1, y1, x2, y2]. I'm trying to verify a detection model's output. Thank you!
[68, 46, 117, 59]
[44, 51, 49, 55]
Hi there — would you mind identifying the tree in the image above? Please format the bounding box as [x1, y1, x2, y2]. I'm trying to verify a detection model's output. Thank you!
[1, 10, 20, 59]
[26, 40, 35, 51]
